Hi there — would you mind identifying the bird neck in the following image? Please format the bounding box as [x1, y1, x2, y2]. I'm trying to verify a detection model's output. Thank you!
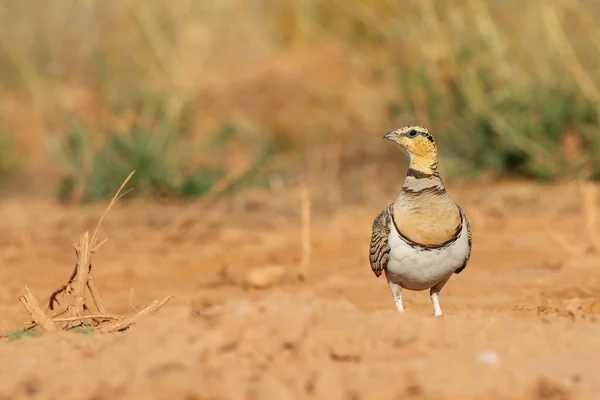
[400, 151, 445, 192]
[406, 151, 439, 177]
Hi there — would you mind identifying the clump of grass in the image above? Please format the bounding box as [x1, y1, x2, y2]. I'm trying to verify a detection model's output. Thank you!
[4, 328, 43, 341]
[4, 325, 93, 341]
[54, 100, 280, 203]
[390, 57, 600, 181]
[65, 322, 95, 335]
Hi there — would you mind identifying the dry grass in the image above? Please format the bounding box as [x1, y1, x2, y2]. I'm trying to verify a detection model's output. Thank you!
[1, 171, 172, 338]
[299, 183, 312, 279]
[1, 0, 600, 194]
[546, 179, 600, 257]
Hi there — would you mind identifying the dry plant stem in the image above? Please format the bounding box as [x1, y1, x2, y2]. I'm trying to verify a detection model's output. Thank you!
[65, 171, 135, 321]
[19, 286, 56, 332]
[47, 263, 77, 311]
[128, 288, 140, 312]
[579, 180, 600, 252]
[87, 274, 107, 314]
[299, 183, 312, 279]
[97, 296, 173, 334]
[53, 314, 122, 322]
[547, 180, 599, 256]
[13, 170, 173, 335]
[69, 233, 93, 318]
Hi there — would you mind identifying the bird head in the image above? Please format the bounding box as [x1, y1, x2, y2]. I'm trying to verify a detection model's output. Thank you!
[383, 125, 438, 173]
[383, 125, 436, 157]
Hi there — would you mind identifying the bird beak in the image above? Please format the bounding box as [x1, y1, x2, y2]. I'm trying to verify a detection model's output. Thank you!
[383, 130, 399, 141]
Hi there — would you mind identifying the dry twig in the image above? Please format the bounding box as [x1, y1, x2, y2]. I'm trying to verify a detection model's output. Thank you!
[299, 183, 312, 279]
[546, 180, 600, 256]
[19, 286, 56, 332]
[579, 180, 600, 252]
[4, 170, 173, 337]
[97, 296, 173, 333]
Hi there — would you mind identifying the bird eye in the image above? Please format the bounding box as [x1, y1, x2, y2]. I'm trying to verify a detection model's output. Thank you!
[407, 130, 419, 138]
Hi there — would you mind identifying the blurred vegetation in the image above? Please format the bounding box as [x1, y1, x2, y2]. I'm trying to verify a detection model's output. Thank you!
[395, 66, 600, 180]
[4, 325, 94, 341]
[52, 99, 281, 203]
[4, 328, 43, 341]
[0, 133, 21, 184]
[1, 0, 600, 200]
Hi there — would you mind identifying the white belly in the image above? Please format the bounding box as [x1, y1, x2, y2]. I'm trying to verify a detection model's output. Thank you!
[385, 216, 470, 291]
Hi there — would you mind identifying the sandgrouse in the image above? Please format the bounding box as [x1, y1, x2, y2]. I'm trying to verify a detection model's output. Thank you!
[369, 125, 472, 317]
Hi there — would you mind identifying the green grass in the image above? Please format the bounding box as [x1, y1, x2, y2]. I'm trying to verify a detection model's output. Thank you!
[391, 64, 600, 181]
[65, 324, 95, 335]
[5, 328, 44, 341]
[5, 324, 95, 341]
[54, 100, 282, 203]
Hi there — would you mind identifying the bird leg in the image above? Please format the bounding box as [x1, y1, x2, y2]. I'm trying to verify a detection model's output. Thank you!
[387, 281, 404, 313]
[430, 276, 451, 318]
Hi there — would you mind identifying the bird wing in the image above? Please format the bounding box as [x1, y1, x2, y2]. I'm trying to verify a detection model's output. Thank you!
[369, 203, 394, 277]
[454, 206, 472, 274]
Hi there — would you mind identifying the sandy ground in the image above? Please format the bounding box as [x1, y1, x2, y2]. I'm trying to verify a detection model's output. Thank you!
[0, 181, 599, 400]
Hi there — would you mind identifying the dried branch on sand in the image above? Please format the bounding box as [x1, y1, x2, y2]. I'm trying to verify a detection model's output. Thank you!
[4, 171, 172, 337]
